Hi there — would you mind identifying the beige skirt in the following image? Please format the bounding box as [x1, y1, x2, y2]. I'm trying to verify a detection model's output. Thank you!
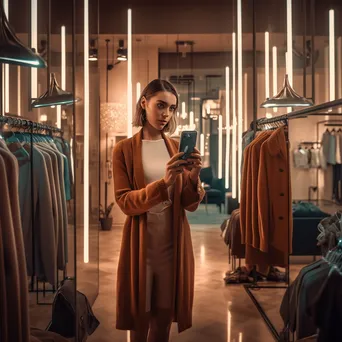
[146, 206, 174, 312]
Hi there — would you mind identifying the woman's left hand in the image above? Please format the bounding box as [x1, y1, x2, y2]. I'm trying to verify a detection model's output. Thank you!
[185, 147, 203, 183]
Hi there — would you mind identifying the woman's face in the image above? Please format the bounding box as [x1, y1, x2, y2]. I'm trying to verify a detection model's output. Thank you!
[141, 91, 177, 131]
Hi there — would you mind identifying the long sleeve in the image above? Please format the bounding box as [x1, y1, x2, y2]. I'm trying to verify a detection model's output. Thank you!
[257, 143, 270, 253]
[180, 172, 205, 212]
[113, 143, 170, 216]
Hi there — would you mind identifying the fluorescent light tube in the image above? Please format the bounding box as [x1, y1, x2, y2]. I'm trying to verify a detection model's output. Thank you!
[136, 82, 141, 103]
[232, 32, 237, 199]
[31, 0, 38, 114]
[272, 46, 278, 112]
[84, 0, 89, 264]
[329, 9, 335, 101]
[287, 0, 293, 86]
[218, 114, 223, 179]
[17, 66, 21, 115]
[200, 133, 205, 156]
[225, 66, 230, 189]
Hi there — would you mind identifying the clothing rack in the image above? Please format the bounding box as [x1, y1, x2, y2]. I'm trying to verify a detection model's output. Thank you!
[0, 115, 64, 136]
[1, 115, 65, 305]
[245, 100, 342, 342]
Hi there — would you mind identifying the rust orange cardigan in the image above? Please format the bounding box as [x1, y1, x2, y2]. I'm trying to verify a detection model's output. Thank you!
[112, 129, 205, 333]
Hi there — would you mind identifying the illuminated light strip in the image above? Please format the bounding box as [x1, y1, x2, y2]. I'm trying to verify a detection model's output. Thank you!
[285, 52, 291, 113]
[225, 66, 230, 189]
[287, 0, 293, 86]
[272, 46, 278, 113]
[84, 0, 89, 264]
[232, 32, 237, 199]
[182, 101, 186, 116]
[17, 66, 21, 115]
[218, 114, 223, 179]
[200, 133, 205, 156]
[189, 111, 194, 128]
[237, 0, 243, 202]
[4, 0, 9, 114]
[227, 309, 231, 342]
[265, 32, 270, 99]
[338, 37, 342, 113]
[31, 0, 38, 113]
[136, 82, 141, 103]
[57, 26, 66, 129]
[127, 9, 133, 137]
[329, 9, 335, 101]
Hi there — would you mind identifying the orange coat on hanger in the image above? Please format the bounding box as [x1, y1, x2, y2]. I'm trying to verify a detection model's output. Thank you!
[113, 129, 205, 333]
[257, 127, 292, 266]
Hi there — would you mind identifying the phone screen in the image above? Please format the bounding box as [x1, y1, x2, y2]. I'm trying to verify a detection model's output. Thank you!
[179, 131, 198, 160]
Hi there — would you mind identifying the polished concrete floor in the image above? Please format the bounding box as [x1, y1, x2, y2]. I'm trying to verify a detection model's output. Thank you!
[89, 205, 291, 342]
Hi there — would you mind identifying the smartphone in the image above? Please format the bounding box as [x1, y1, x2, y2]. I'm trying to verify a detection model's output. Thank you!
[178, 130, 198, 160]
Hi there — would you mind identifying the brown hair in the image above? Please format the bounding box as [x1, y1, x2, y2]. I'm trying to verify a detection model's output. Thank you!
[133, 79, 178, 135]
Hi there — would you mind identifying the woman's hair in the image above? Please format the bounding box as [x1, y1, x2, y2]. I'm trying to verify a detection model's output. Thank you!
[133, 79, 178, 135]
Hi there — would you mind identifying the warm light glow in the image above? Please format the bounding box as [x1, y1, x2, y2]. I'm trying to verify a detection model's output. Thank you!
[4, 0, 8, 114]
[227, 309, 231, 342]
[266, 113, 273, 118]
[218, 114, 223, 179]
[200, 133, 205, 156]
[285, 52, 291, 113]
[17, 66, 21, 115]
[338, 37, 342, 113]
[272, 46, 278, 113]
[40, 114, 47, 122]
[225, 66, 230, 189]
[57, 26, 66, 129]
[200, 245, 206, 264]
[84, 0, 90, 264]
[239, 332, 243, 342]
[206, 103, 211, 115]
[265, 32, 270, 99]
[232, 32, 237, 199]
[244, 72, 248, 131]
[127, 9, 133, 137]
[329, 9, 335, 101]
[237, 0, 243, 202]
[189, 111, 194, 128]
[31, 0, 38, 114]
[136, 82, 141, 103]
[287, 0, 293, 85]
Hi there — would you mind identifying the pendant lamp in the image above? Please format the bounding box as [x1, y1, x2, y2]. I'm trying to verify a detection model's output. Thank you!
[0, 2, 46, 68]
[260, 74, 313, 108]
[31, 73, 76, 108]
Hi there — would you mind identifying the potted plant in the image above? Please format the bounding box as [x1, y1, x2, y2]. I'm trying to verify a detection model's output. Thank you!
[99, 202, 115, 231]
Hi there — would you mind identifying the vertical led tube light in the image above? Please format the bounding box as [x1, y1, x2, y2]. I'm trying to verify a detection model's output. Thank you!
[127, 9, 133, 137]
[17, 66, 21, 115]
[83, 0, 90, 264]
[243, 72, 247, 131]
[200, 133, 205, 156]
[237, 0, 243, 202]
[287, 0, 293, 86]
[4, 0, 9, 114]
[337, 37, 342, 113]
[272, 46, 278, 113]
[329, 9, 335, 101]
[136, 82, 141, 103]
[218, 114, 223, 179]
[31, 0, 38, 112]
[182, 101, 186, 116]
[225, 66, 230, 189]
[265, 32, 270, 99]
[232, 32, 237, 199]
[57, 26, 66, 129]
[189, 111, 194, 128]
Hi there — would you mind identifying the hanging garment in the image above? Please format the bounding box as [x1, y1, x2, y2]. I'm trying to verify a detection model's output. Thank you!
[309, 147, 320, 168]
[335, 132, 342, 164]
[328, 132, 337, 165]
[332, 164, 342, 203]
[0, 154, 29, 342]
[293, 147, 310, 168]
[320, 131, 330, 169]
[257, 127, 292, 266]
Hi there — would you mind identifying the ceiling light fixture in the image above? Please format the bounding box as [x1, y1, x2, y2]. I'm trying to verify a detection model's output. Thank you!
[0, 1, 46, 68]
[260, 74, 313, 108]
[89, 38, 98, 61]
[117, 39, 127, 61]
[32, 72, 76, 108]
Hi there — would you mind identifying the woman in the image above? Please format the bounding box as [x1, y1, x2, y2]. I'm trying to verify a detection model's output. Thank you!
[113, 79, 205, 342]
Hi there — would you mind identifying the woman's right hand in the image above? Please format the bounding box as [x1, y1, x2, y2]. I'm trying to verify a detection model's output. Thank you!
[163, 152, 188, 187]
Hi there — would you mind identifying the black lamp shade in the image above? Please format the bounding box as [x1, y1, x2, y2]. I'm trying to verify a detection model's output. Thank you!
[32, 73, 76, 108]
[0, 3, 46, 68]
[260, 74, 313, 108]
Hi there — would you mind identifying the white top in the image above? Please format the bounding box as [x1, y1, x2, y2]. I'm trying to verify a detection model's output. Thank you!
[142, 139, 173, 213]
